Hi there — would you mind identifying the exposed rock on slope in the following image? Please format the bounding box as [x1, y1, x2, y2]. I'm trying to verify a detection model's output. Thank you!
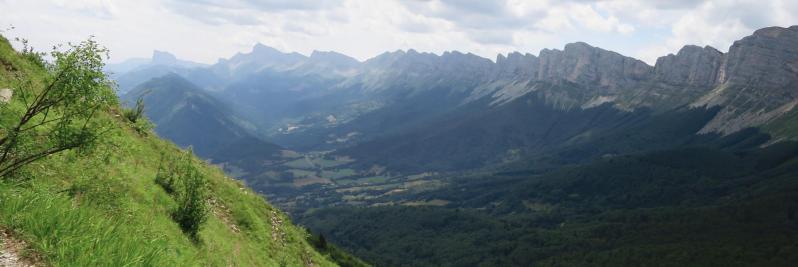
[536, 42, 653, 92]
[486, 26, 798, 134]
[654, 45, 723, 87]
[695, 26, 798, 134]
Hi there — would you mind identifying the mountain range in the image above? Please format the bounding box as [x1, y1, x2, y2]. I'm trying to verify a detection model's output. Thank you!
[121, 26, 798, 170]
[114, 25, 798, 266]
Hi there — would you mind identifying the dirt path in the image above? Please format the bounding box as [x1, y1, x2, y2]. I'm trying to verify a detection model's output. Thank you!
[0, 230, 36, 267]
[270, 210, 286, 247]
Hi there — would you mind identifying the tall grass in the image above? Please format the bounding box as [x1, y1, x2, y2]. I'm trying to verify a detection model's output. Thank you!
[0, 183, 170, 266]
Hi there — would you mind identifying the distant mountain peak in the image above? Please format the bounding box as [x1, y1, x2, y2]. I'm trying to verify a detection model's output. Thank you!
[752, 25, 797, 38]
[309, 50, 358, 61]
[252, 43, 281, 54]
[563, 41, 594, 50]
[152, 50, 178, 65]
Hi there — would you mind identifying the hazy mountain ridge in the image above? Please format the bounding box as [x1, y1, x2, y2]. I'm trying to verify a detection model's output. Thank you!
[122, 74, 282, 162]
[102, 25, 798, 267]
[115, 25, 798, 175]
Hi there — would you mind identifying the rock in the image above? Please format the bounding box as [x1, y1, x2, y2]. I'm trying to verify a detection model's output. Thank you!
[0, 88, 11, 103]
[494, 52, 539, 80]
[536, 42, 653, 91]
[654, 45, 724, 87]
[719, 26, 798, 88]
[693, 26, 798, 134]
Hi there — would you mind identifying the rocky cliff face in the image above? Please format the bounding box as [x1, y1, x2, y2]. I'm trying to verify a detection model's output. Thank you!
[494, 52, 539, 80]
[719, 26, 798, 87]
[352, 49, 494, 95]
[488, 42, 656, 109]
[487, 26, 798, 135]
[536, 42, 653, 92]
[694, 26, 798, 134]
[654, 45, 724, 87]
[139, 25, 798, 139]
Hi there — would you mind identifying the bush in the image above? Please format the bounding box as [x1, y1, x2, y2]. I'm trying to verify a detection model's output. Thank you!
[0, 38, 117, 178]
[122, 97, 154, 135]
[155, 149, 209, 240]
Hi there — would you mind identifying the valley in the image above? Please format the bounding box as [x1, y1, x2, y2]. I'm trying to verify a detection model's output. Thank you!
[109, 25, 798, 266]
[6, 1, 797, 266]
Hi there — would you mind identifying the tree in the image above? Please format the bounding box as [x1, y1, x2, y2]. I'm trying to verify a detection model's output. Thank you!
[318, 233, 328, 250]
[0, 38, 116, 178]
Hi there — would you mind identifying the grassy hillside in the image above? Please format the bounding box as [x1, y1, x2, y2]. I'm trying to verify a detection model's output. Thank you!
[0, 36, 365, 266]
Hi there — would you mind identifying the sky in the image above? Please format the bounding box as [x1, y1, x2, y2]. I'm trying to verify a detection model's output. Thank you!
[0, 0, 796, 65]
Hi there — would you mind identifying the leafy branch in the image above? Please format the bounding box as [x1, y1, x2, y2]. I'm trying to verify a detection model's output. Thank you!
[0, 37, 117, 178]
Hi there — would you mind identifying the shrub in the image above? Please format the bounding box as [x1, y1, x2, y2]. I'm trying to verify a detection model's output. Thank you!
[173, 158, 209, 240]
[122, 97, 154, 135]
[155, 149, 209, 240]
[0, 38, 117, 178]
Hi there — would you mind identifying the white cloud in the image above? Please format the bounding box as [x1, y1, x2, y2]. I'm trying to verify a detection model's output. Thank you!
[0, 0, 795, 65]
[635, 0, 797, 64]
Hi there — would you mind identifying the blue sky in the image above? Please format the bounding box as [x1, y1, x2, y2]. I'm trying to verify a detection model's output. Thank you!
[1, 0, 796, 65]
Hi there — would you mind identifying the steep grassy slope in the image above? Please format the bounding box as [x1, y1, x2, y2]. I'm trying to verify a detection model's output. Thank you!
[0, 36, 363, 266]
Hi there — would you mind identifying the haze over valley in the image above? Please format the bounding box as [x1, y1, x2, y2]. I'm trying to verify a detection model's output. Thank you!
[2, 1, 798, 266]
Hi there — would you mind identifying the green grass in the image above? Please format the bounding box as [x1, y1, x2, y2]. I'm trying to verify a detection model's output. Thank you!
[321, 169, 357, 180]
[284, 158, 316, 169]
[0, 35, 362, 266]
[764, 108, 798, 139]
[311, 158, 350, 168]
[357, 176, 388, 184]
[0, 183, 169, 266]
[335, 179, 357, 186]
[283, 156, 353, 170]
[288, 169, 318, 178]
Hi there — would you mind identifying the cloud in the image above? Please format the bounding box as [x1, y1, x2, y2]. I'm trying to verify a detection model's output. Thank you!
[179, 0, 342, 12]
[635, 0, 798, 64]
[52, 0, 118, 20]
[165, 0, 344, 25]
[397, 0, 638, 46]
[0, 0, 795, 66]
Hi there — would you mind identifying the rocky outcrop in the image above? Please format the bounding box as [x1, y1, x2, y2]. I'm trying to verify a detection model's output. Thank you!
[719, 26, 798, 87]
[654, 45, 723, 87]
[694, 26, 798, 134]
[354, 49, 493, 94]
[0, 88, 11, 103]
[488, 42, 655, 108]
[495, 52, 539, 80]
[536, 42, 653, 91]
